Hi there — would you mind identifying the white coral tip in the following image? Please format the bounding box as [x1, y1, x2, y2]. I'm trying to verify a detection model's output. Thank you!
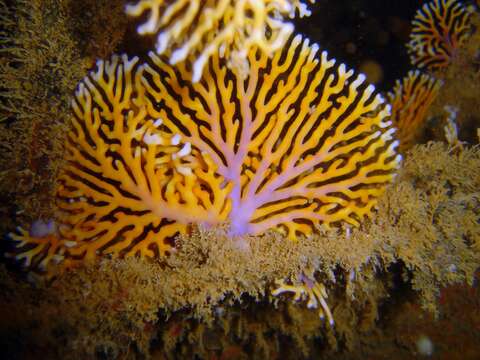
[365, 84, 375, 97]
[156, 32, 169, 54]
[52, 254, 65, 264]
[177, 166, 192, 176]
[144, 133, 163, 145]
[176, 142, 191, 158]
[170, 134, 181, 146]
[356, 73, 366, 84]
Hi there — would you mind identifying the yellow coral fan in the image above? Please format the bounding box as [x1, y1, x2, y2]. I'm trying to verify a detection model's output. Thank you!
[141, 35, 401, 238]
[125, 0, 315, 81]
[387, 70, 442, 151]
[9, 55, 232, 269]
[60, 55, 232, 261]
[8, 227, 65, 270]
[8, 35, 400, 271]
[406, 0, 473, 70]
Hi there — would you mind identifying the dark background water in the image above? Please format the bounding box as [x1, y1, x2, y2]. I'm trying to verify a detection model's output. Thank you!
[295, 0, 421, 91]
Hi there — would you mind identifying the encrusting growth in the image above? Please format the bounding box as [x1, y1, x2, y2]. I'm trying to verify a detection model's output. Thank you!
[8, 35, 401, 272]
[406, 0, 473, 70]
[387, 70, 442, 151]
[125, 0, 316, 81]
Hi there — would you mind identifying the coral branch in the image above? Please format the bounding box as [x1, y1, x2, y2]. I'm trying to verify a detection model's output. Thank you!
[272, 275, 334, 326]
[126, 0, 316, 81]
[387, 70, 442, 151]
[407, 0, 473, 70]
[141, 35, 401, 239]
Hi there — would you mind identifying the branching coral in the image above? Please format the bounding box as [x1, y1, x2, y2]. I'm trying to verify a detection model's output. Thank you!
[8, 35, 400, 271]
[2, 1, 480, 358]
[125, 0, 316, 81]
[61, 55, 232, 260]
[141, 35, 401, 239]
[387, 70, 442, 151]
[406, 0, 473, 70]
[272, 274, 334, 326]
[9, 55, 232, 268]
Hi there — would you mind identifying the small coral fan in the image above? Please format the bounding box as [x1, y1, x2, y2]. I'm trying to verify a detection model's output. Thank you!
[406, 0, 473, 70]
[387, 70, 442, 151]
[273, 274, 334, 325]
[8, 35, 401, 272]
[125, 0, 315, 81]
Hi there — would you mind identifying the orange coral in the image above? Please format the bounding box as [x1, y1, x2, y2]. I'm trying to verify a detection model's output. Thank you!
[8, 227, 65, 270]
[406, 0, 473, 70]
[140, 35, 401, 238]
[59, 55, 231, 262]
[8, 35, 401, 271]
[387, 70, 442, 151]
[9, 55, 232, 269]
[272, 275, 334, 326]
[125, 0, 315, 81]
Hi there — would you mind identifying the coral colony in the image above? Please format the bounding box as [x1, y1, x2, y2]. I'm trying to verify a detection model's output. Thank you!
[9, 36, 401, 271]
[125, 0, 316, 81]
[406, 0, 473, 70]
[7, 0, 476, 329]
[387, 71, 442, 151]
[387, 0, 475, 152]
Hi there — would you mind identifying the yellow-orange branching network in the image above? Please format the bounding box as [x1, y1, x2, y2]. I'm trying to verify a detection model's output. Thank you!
[406, 0, 473, 70]
[125, 0, 315, 81]
[387, 70, 442, 151]
[273, 277, 334, 326]
[59, 55, 231, 261]
[9, 35, 401, 271]
[141, 35, 401, 238]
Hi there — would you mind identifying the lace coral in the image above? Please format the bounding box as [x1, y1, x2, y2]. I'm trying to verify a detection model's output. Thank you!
[8, 35, 401, 271]
[9, 55, 232, 268]
[387, 70, 442, 151]
[141, 35, 401, 238]
[125, 0, 315, 81]
[406, 0, 473, 70]
[272, 274, 334, 326]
